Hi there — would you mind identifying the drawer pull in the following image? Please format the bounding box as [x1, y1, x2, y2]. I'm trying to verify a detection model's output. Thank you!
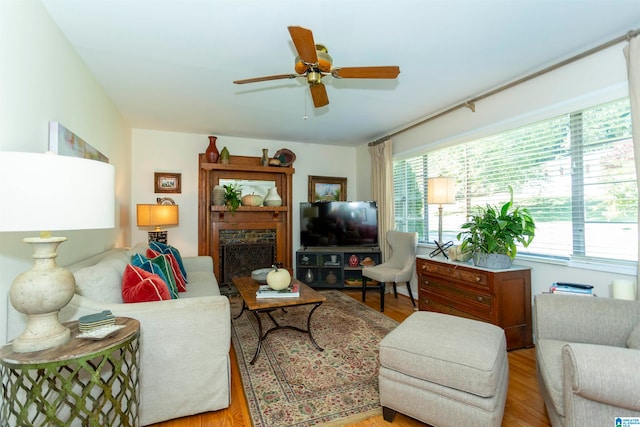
[475, 276, 481, 282]
[476, 296, 484, 302]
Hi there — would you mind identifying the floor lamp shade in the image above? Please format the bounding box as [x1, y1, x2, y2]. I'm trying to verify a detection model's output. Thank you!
[0, 151, 115, 352]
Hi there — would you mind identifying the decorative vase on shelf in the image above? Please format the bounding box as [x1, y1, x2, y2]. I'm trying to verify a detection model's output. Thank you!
[220, 146, 230, 164]
[326, 270, 337, 285]
[261, 148, 269, 167]
[305, 269, 314, 283]
[212, 185, 225, 206]
[263, 187, 282, 207]
[348, 254, 359, 267]
[206, 136, 219, 163]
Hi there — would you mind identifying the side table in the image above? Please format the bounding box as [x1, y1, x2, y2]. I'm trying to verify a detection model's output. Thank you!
[0, 317, 140, 426]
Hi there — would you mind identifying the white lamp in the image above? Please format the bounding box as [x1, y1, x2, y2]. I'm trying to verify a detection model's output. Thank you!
[427, 176, 456, 244]
[0, 152, 115, 352]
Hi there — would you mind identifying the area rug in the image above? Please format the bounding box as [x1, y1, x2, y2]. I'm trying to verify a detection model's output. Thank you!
[230, 290, 399, 427]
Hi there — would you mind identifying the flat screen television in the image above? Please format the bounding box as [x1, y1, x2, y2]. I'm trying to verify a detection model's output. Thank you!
[300, 201, 379, 247]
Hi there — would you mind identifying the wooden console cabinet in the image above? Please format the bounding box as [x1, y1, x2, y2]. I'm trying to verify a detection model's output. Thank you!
[416, 256, 532, 350]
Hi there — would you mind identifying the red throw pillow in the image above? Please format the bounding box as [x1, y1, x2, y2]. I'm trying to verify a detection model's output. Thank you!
[122, 264, 171, 303]
[147, 249, 187, 292]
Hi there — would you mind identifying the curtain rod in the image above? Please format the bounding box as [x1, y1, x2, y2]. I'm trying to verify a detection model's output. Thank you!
[369, 28, 640, 147]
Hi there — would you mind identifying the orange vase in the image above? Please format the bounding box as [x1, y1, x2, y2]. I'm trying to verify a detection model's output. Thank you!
[206, 136, 219, 163]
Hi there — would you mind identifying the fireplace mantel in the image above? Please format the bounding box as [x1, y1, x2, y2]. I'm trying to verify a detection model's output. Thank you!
[198, 153, 295, 280]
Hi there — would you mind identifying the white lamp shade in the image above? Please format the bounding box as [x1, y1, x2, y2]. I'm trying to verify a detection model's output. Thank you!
[0, 152, 115, 232]
[427, 177, 456, 204]
[137, 204, 179, 228]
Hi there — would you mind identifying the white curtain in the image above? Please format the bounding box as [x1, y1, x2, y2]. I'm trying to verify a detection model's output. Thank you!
[624, 35, 640, 299]
[368, 139, 394, 262]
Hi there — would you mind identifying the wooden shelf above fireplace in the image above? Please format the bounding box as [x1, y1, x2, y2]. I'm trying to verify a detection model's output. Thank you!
[210, 206, 288, 212]
[200, 155, 295, 175]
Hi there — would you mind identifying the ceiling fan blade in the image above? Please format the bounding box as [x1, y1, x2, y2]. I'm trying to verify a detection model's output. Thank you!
[309, 83, 329, 108]
[288, 26, 318, 65]
[332, 66, 400, 79]
[233, 74, 298, 84]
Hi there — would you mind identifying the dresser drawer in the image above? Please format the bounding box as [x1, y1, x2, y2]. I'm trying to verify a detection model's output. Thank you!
[419, 278, 492, 310]
[419, 282, 492, 321]
[419, 290, 491, 323]
[417, 260, 489, 291]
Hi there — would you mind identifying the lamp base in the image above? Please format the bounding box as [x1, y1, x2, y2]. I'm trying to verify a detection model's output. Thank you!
[148, 230, 168, 244]
[9, 237, 75, 353]
[12, 313, 71, 352]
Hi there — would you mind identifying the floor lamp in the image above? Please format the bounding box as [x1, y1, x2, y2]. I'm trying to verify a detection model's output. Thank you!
[427, 176, 456, 258]
[0, 152, 115, 352]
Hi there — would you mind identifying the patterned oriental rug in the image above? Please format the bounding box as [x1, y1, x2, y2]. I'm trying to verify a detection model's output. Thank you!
[230, 290, 399, 427]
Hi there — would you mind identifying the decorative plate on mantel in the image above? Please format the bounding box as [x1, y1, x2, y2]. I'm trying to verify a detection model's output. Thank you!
[274, 149, 296, 166]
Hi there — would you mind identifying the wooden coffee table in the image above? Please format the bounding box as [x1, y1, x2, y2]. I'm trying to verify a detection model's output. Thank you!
[232, 277, 326, 364]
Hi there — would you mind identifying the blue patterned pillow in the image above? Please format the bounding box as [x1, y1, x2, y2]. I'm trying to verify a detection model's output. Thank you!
[149, 241, 188, 282]
[131, 253, 179, 299]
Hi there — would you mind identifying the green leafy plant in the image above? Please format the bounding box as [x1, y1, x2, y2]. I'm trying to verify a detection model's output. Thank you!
[223, 183, 242, 214]
[457, 187, 536, 260]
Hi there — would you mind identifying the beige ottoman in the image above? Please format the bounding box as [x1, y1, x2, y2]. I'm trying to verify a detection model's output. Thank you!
[378, 312, 508, 427]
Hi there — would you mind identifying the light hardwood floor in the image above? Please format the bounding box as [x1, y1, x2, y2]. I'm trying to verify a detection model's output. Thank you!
[150, 289, 551, 427]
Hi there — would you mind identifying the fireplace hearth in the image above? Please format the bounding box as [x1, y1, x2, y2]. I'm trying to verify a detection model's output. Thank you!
[220, 242, 275, 285]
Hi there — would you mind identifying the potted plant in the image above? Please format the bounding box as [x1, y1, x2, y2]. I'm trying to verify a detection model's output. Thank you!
[456, 187, 535, 269]
[223, 183, 242, 214]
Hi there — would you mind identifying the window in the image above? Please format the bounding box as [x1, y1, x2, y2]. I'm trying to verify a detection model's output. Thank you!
[393, 98, 636, 262]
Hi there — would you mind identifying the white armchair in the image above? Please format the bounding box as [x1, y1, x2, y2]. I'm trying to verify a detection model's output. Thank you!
[362, 230, 418, 311]
[534, 293, 640, 426]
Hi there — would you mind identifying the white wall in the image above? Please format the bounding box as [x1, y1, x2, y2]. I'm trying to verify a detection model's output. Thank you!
[0, 0, 131, 343]
[131, 130, 358, 257]
[353, 42, 636, 300]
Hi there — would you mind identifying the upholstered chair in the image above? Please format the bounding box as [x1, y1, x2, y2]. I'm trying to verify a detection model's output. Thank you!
[362, 230, 418, 311]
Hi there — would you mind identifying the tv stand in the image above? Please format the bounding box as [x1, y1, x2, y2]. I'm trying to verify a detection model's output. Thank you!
[296, 247, 382, 289]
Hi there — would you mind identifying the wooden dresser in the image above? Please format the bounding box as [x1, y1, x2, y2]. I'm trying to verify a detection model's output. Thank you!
[416, 256, 532, 350]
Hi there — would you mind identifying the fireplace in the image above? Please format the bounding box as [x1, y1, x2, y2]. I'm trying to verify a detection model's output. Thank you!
[220, 243, 275, 285]
[198, 153, 294, 282]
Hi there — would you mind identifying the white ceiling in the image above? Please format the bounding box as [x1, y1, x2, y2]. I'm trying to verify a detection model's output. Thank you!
[41, 0, 640, 146]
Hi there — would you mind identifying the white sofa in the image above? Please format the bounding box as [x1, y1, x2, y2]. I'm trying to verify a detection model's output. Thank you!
[7, 244, 231, 426]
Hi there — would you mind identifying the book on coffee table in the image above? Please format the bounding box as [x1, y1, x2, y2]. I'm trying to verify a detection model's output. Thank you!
[256, 283, 300, 299]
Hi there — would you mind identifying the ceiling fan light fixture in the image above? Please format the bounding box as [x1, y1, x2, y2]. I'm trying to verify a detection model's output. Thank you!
[294, 46, 332, 74]
[307, 71, 322, 84]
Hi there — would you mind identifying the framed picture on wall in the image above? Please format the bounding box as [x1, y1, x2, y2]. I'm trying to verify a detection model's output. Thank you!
[49, 121, 109, 163]
[155, 172, 182, 194]
[308, 175, 347, 202]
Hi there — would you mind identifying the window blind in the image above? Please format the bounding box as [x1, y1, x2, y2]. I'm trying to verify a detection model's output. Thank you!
[393, 98, 636, 262]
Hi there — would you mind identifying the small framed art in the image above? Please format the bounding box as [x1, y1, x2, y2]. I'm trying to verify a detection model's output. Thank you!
[154, 172, 182, 194]
[308, 175, 347, 202]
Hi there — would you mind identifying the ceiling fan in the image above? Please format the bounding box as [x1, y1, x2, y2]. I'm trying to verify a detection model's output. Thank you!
[233, 26, 400, 108]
